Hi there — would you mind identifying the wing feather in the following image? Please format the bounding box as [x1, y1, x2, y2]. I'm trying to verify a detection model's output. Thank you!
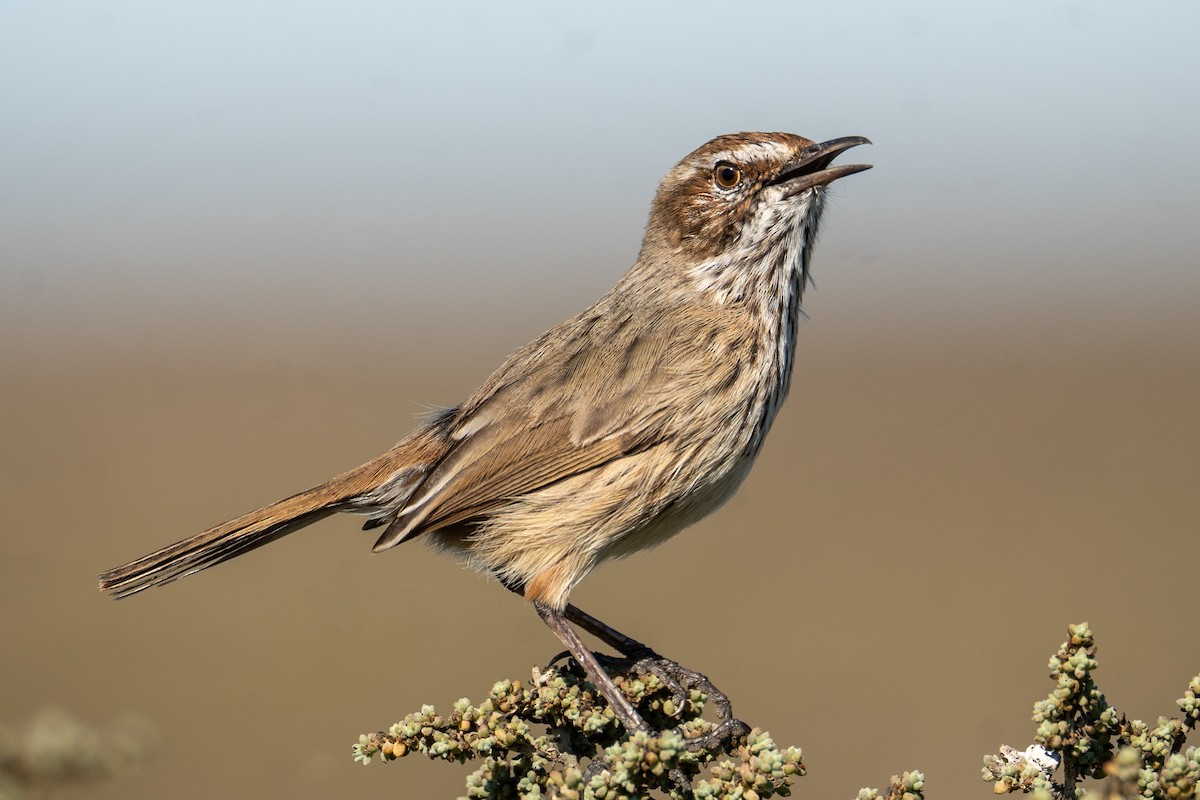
[372, 303, 748, 550]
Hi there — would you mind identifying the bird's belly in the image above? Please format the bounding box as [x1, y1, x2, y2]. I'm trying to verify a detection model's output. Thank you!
[596, 452, 756, 563]
[430, 445, 759, 608]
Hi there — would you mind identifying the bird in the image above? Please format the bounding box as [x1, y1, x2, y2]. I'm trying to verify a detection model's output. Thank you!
[99, 131, 871, 738]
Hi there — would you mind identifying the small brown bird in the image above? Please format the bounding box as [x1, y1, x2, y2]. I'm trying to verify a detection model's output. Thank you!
[99, 132, 870, 736]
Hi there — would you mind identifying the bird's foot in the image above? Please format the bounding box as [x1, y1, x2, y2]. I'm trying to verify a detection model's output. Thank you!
[598, 649, 751, 753]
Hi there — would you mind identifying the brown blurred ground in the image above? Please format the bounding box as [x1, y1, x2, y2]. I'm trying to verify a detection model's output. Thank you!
[2, 281, 1197, 799]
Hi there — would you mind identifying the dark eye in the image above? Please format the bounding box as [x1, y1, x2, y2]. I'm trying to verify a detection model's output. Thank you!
[712, 161, 743, 190]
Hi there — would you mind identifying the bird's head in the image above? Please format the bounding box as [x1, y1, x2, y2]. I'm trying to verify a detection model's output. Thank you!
[641, 132, 871, 272]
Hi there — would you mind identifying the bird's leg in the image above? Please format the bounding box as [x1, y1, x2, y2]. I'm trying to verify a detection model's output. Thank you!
[562, 602, 651, 656]
[563, 603, 750, 751]
[502, 581, 647, 656]
[535, 604, 699, 798]
[535, 609, 696, 796]
[533, 602, 651, 736]
[512, 582, 747, 751]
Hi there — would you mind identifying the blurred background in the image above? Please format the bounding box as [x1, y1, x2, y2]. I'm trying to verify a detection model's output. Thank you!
[2, 1, 1198, 797]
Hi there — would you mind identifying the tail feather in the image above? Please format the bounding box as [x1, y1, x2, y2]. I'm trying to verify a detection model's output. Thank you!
[98, 425, 452, 599]
[98, 486, 343, 598]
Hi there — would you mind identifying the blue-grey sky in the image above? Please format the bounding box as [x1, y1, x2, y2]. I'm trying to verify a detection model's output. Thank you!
[2, 1, 1198, 356]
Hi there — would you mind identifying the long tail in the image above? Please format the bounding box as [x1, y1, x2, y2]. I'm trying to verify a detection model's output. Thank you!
[98, 426, 449, 599]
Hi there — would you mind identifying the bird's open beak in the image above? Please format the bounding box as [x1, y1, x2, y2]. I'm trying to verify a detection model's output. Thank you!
[771, 136, 872, 197]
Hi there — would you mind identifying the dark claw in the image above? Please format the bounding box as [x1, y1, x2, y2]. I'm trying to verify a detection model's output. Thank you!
[545, 649, 573, 668]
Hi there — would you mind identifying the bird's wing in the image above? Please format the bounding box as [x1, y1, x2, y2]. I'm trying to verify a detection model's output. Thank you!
[372, 304, 749, 550]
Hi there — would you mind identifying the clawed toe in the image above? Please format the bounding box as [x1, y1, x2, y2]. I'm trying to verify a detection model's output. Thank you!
[598, 650, 750, 752]
[542, 602, 750, 754]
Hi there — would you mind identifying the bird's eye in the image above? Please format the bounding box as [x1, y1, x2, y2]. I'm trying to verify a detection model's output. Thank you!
[712, 161, 743, 190]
